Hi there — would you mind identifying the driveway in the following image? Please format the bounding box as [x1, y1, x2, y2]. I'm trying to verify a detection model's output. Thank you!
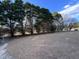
[3, 31, 79, 59]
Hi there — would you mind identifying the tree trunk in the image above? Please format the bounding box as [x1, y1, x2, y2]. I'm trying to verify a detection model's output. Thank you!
[10, 29, 14, 37]
[30, 28, 33, 35]
[42, 27, 45, 33]
[20, 21, 25, 35]
[28, 17, 33, 35]
[36, 27, 40, 34]
[30, 19, 33, 35]
[9, 20, 14, 37]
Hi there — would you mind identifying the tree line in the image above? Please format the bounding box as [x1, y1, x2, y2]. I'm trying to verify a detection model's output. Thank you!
[0, 0, 63, 37]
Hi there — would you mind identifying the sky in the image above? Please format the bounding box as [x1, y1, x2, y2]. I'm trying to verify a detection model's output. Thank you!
[23, 0, 79, 23]
[22, 0, 79, 11]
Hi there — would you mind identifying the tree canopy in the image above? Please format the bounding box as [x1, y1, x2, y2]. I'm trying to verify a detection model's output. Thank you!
[0, 0, 63, 37]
